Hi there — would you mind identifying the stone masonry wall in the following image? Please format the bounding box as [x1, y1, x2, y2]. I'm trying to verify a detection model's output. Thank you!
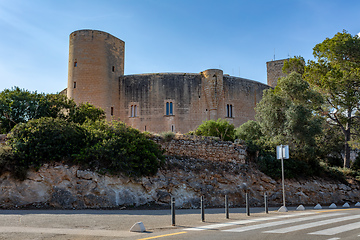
[154, 136, 246, 163]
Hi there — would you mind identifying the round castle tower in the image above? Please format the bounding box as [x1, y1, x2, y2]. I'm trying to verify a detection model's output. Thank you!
[67, 30, 125, 119]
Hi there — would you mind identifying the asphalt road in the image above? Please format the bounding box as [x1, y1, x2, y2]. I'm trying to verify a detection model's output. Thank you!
[0, 207, 360, 239]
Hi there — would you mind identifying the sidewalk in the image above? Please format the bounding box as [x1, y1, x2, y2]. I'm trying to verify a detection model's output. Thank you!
[0, 207, 314, 239]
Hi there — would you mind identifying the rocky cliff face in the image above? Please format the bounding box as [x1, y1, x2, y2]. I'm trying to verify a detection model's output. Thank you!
[0, 155, 359, 209]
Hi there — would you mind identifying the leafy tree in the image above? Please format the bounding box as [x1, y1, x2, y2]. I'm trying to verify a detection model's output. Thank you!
[0, 87, 105, 133]
[304, 31, 360, 168]
[255, 72, 323, 162]
[195, 119, 235, 141]
[68, 102, 105, 124]
[282, 56, 306, 75]
[234, 120, 262, 141]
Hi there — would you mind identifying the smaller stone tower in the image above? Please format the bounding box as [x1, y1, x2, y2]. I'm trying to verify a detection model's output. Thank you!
[266, 59, 288, 88]
[201, 69, 224, 120]
[67, 30, 125, 119]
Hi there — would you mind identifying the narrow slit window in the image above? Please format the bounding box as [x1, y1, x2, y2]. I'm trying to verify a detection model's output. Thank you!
[171, 125, 174, 132]
[134, 105, 137, 117]
[74, 61, 77, 67]
[166, 102, 169, 115]
[131, 105, 134, 117]
[112, 66, 115, 72]
[169, 102, 173, 115]
[226, 104, 233, 118]
[111, 107, 114, 116]
[73, 82, 76, 88]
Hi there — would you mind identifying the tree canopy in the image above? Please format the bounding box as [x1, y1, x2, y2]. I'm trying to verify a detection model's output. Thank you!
[304, 31, 360, 168]
[0, 87, 105, 133]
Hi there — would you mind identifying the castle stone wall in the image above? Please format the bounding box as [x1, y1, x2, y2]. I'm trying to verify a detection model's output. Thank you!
[118, 72, 269, 133]
[154, 136, 247, 163]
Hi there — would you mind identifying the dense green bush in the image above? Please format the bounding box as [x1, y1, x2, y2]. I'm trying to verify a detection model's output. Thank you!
[8, 117, 87, 166]
[5, 118, 165, 179]
[75, 121, 165, 177]
[235, 120, 263, 141]
[195, 119, 235, 141]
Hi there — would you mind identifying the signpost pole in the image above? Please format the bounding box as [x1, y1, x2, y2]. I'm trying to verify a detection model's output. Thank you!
[277, 144, 289, 212]
[281, 144, 285, 207]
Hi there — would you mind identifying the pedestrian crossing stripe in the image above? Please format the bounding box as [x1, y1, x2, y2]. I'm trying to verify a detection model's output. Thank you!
[309, 221, 360, 235]
[223, 212, 345, 233]
[184, 212, 315, 231]
[264, 214, 360, 234]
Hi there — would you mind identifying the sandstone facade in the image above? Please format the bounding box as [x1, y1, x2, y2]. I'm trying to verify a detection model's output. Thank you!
[67, 29, 279, 133]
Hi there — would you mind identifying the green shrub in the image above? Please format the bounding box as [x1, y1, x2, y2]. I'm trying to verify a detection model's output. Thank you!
[235, 120, 263, 141]
[76, 121, 165, 177]
[8, 117, 87, 167]
[5, 119, 165, 179]
[160, 131, 175, 142]
[256, 151, 317, 179]
[195, 119, 235, 141]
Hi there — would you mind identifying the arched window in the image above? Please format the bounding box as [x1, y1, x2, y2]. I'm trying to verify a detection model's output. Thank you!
[166, 102, 169, 115]
[165, 101, 174, 116]
[227, 104, 233, 118]
[134, 105, 137, 117]
[131, 105, 134, 117]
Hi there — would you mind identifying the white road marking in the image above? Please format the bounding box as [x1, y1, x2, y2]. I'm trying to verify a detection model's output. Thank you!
[309, 221, 360, 235]
[326, 238, 340, 240]
[264, 214, 360, 234]
[223, 212, 345, 233]
[184, 212, 315, 231]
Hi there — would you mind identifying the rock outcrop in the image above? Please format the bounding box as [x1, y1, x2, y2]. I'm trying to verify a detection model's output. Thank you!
[0, 156, 359, 209]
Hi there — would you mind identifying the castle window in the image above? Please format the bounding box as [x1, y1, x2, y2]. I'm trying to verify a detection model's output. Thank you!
[130, 104, 138, 117]
[165, 101, 174, 116]
[171, 125, 175, 132]
[111, 107, 114, 116]
[74, 61, 77, 67]
[73, 82, 76, 88]
[226, 104, 233, 118]
[112, 66, 115, 72]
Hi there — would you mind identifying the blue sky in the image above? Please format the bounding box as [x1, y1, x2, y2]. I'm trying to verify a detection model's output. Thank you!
[0, 0, 360, 93]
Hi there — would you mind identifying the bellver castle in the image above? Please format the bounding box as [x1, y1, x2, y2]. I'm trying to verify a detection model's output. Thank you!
[65, 29, 285, 133]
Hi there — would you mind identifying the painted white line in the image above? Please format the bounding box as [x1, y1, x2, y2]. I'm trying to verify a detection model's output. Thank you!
[184, 212, 315, 231]
[326, 238, 340, 240]
[223, 212, 345, 233]
[309, 221, 360, 235]
[264, 214, 360, 234]
[0, 226, 140, 237]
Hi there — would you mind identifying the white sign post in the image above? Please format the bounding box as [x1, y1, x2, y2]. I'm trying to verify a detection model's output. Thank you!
[277, 145, 289, 212]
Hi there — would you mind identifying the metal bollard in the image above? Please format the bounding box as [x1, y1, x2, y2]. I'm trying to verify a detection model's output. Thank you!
[201, 196, 205, 222]
[264, 193, 268, 214]
[171, 197, 175, 226]
[246, 192, 250, 216]
[225, 195, 229, 219]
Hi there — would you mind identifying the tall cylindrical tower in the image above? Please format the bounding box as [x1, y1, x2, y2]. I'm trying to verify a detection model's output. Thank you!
[67, 30, 125, 119]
